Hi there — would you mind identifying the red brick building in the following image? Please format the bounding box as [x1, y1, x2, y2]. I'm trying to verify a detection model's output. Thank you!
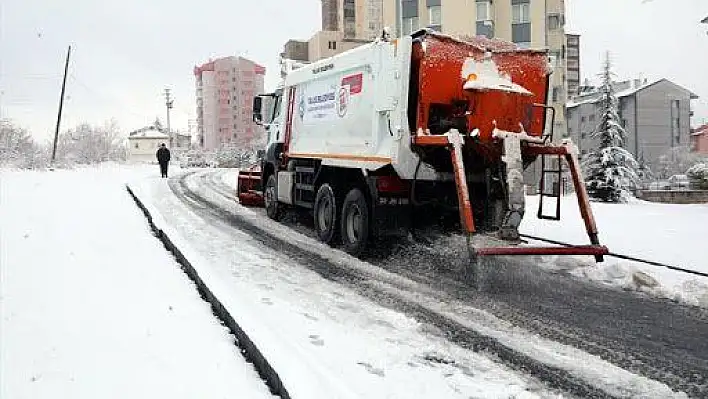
[691, 124, 708, 155]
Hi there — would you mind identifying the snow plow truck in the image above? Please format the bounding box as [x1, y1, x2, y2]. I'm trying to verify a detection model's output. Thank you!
[237, 29, 609, 262]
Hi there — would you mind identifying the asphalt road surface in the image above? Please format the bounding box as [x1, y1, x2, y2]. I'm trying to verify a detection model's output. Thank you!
[171, 170, 708, 398]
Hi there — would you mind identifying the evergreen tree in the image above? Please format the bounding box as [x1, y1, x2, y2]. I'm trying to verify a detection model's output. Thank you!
[582, 52, 640, 202]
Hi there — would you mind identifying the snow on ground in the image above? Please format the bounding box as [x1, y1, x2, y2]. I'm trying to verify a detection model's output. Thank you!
[131, 168, 687, 399]
[129, 171, 569, 399]
[521, 195, 708, 308]
[0, 163, 275, 399]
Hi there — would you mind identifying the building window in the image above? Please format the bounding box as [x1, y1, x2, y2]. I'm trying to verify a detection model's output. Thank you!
[581, 116, 586, 123]
[328, 41, 337, 50]
[512, 2, 530, 24]
[512, 1, 531, 45]
[589, 114, 595, 122]
[552, 87, 559, 102]
[343, 0, 356, 37]
[548, 14, 561, 30]
[476, 1, 491, 21]
[134, 142, 139, 149]
[475, 0, 494, 37]
[671, 99, 681, 145]
[403, 16, 419, 34]
[428, 5, 442, 26]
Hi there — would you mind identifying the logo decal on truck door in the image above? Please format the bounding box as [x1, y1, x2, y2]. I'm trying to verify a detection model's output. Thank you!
[298, 72, 364, 122]
[337, 85, 350, 118]
[336, 73, 363, 118]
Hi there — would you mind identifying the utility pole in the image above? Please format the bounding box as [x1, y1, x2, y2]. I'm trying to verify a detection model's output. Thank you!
[164, 88, 174, 147]
[51, 45, 71, 168]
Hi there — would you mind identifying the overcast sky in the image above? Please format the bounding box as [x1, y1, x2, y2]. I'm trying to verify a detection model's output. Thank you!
[1, 0, 707, 142]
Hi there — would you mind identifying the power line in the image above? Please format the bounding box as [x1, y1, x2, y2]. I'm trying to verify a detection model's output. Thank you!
[67, 74, 151, 121]
[520, 233, 708, 278]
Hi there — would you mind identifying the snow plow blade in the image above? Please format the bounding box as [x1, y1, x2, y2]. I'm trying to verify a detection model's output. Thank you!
[236, 164, 264, 207]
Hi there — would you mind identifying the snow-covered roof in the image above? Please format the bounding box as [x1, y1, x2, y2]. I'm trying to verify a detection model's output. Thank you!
[691, 124, 708, 136]
[566, 78, 698, 109]
[567, 79, 660, 108]
[128, 127, 169, 140]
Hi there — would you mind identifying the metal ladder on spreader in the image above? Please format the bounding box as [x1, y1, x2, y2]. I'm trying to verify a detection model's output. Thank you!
[537, 153, 563, 221]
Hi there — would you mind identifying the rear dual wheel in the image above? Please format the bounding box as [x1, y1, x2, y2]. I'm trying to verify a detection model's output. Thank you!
[314, 184, 339, 244]
[340, 188, 369, 256]
[313, 185, 370, 256]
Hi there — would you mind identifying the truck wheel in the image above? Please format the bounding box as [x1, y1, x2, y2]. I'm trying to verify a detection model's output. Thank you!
[314, 183, 339, 244]
[265, 174, 283, 221]
[340, 188, 369, 256]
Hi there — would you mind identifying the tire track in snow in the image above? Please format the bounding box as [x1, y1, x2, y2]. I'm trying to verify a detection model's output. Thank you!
[167, 169, 674, 398]
[204, 169, 708, 398]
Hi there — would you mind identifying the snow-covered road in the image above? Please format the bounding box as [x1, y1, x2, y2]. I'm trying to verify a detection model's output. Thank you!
[132, 167, 704, 398]
[129, 169, 566, 398]
[0, 165, 275, 399]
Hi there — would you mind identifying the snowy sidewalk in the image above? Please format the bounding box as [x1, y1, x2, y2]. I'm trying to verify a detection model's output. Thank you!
[522, 195, 708, 307]
[0, 165, 274, 399]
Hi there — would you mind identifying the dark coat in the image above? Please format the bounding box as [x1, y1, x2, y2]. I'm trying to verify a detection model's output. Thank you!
[156, 147, 171, 164]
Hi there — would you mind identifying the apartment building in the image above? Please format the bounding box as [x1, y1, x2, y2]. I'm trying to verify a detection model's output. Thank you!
[194, 56, 266, 151]
[567, 78, 698, 170]
[321, 0, 384, 40]
[282, 1, 384, 65]
[381, 0, 568, 138]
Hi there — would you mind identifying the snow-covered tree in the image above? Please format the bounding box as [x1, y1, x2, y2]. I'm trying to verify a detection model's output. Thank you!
[55, 120, 127, 165]
[0, 119, 46, 169]
[214, 144, 257, 168]
[686, 163, 708, 189]
[635, 154, 655, 182]
[656, 146, 705, 179]
[581, 52, 640, 202]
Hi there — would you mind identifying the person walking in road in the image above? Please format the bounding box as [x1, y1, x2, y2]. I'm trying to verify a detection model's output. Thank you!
[156, 143, 171, 178]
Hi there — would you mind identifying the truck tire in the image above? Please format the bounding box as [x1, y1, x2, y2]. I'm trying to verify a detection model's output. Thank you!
[340, 188, 369, 256]
[265, 174, 283, 221]
[314, 183, 339, 244]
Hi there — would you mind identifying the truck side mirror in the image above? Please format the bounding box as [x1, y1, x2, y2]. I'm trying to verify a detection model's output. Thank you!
[253, 96, 263, 124]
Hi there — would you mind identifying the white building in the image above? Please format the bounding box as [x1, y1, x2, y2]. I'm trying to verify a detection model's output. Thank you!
[127, 126, 170, 163]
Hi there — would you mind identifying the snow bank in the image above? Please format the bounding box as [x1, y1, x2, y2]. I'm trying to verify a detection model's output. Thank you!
[522, 195, 708, 308]
[0, 166, 274, 399]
